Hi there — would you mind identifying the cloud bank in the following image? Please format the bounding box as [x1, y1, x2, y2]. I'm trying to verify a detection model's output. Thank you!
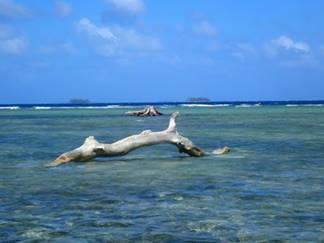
[76, 18, 117, 41]
[272, 36, 310, 53]
[76, 18, 161, 57]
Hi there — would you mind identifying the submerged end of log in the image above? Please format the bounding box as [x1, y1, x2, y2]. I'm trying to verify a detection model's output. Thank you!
[125, 106, 162, 116]
[48, 112, 204, 167]
[212, 146, 231, 155]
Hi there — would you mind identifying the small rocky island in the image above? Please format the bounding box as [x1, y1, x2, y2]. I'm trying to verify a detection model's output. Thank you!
[69, 98, 91, 104]
[186, 97, 210, 102]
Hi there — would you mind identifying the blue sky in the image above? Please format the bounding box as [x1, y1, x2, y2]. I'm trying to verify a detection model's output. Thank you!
[1, 0, 324, 103]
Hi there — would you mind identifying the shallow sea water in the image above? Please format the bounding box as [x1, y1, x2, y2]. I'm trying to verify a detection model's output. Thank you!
[0, 106, 323, 242]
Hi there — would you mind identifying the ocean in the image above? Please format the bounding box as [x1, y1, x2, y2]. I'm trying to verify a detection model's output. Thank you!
[0, 103, 323, 241]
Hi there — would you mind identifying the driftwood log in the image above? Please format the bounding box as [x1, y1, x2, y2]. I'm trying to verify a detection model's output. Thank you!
[48, 112, 204, 167]
[126, 106, 162, 116]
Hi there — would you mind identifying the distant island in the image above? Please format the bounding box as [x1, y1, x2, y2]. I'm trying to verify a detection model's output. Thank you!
[186, 97, 210, 102]
[69, 98, 91, 104]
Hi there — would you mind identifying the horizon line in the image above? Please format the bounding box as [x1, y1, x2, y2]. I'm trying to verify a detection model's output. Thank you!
[1, 99, 324, 106]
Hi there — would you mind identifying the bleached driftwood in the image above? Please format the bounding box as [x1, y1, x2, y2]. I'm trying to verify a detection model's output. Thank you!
[48, 112, 204, 167]
[212, 146, 231, 155]
[125, 106, 162, 116]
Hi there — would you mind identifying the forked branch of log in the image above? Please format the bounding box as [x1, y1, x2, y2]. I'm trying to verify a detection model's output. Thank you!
[125, 106, 162, 116]
[47, 112, 204, 167]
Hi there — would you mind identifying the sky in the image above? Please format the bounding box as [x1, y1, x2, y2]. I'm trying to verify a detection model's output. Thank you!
[1, 0, 324, 103]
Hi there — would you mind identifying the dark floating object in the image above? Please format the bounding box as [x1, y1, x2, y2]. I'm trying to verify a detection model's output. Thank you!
[125, 105, 163, 116]
[47, 112, 204, 167]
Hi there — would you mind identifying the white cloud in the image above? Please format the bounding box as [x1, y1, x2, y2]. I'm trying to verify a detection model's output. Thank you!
[0, 23, 27, 55]
[0, 37, 27, 55]
[272, 36, 310, 53]
[263, 35, 311, 60]
[76, 18, 117, 41]
[261, 36, 318, 68]
[112, 26, 161, 52]
[0, 0, 32, 19]
[193, 20, 217, 37]
[76, 18, 161, 57]
[105, 0, 145, 15]
[55, 1, 72, 18]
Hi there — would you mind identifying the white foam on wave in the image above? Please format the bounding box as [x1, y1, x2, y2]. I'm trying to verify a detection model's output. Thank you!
[286, 104, 323, 107]
[235, 104, 261, 108]
[302, 104, 323, 107]
[212, 104, 231, 107]
[78, 105, 126, 109]
[0, 106, 20, 110]
[34, 106, 51, 110]
[159, 105, 172, 108]
[181, 104, 230, 107]
[33, 105, 132, 110]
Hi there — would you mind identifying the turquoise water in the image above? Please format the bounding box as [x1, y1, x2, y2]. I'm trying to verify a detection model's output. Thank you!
[0, 106, 323, 241]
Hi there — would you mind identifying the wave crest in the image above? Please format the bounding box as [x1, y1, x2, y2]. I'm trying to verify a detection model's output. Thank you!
[181, 104, 230, 107]
[0, 106, 20, 110]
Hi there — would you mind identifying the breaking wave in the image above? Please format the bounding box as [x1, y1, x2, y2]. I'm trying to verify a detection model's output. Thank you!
[286, 104, 323, 107]
[235, 103, 261, 108]
[33, 105, 130, 110]
[181, 104, 230, 107]
[0, 106, 20, 110]
[33, 106, 52, 110]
